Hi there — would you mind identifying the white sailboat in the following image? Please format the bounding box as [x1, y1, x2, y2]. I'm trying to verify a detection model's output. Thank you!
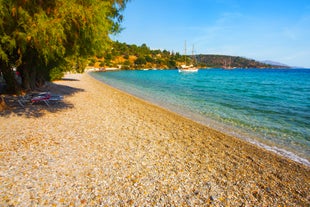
[223, 57, 233, 70]
[178, 42, 199, 73]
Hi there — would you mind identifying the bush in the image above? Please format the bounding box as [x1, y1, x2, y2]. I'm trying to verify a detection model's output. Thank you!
[49, 67, 64, 81]
[88, 58, 96, 66]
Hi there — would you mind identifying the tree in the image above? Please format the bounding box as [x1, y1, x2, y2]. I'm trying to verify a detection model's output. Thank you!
[167, 59, 176, 68]
[134, 56, 146, 66]
[145, 55, 154, 63]
[0, 0, 128, 93]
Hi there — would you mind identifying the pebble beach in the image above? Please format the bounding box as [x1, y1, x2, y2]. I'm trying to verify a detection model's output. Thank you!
[0, 73, 309, 206]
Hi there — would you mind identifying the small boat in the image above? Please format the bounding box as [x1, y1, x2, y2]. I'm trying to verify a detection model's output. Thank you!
[178, 41, 199, 73]
[223, 57, 233, 70]
[178, 64, 199, 72]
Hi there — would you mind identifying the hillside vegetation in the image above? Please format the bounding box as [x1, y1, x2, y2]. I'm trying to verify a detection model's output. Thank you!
[89, 41, 290, 70]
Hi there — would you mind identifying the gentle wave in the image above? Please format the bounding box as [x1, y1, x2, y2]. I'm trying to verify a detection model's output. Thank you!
[91, 69, 310, 166]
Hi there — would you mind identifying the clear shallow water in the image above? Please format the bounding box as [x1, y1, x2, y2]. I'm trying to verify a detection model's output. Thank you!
[91, 69, 310, 166]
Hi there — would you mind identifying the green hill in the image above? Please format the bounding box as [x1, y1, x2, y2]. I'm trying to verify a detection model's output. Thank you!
[196, 54, 290, 69]
[88, 42, 290, 69]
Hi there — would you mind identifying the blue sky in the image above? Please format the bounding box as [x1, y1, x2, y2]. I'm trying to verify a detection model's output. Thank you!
[114, 0, 310, 68]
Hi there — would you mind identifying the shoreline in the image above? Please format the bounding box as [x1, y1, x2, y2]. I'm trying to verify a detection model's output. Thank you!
[1, 73, 309, 206]
[91, 71, 310, 167]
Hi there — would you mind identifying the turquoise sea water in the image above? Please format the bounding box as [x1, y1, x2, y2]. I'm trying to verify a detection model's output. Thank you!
[91, 69, 310, 166]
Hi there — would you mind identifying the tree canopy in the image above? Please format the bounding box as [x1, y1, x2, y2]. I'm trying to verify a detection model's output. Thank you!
[91, 41, 290, 70]
[90, 41, 284, 70]
[90, 41, 183, 69]
[0, 0, 128, 93]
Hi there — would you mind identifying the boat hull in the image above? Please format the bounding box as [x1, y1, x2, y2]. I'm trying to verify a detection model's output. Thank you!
[178, 69, 198, 72]
[178, 66, 199, 72]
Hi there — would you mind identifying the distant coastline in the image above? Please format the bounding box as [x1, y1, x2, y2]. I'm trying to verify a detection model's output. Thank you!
[87, 41, 292, 70]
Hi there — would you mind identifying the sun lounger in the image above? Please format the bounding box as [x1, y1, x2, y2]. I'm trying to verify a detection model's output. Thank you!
[18, 92, 63, 107]
[31, 92, 51, 106]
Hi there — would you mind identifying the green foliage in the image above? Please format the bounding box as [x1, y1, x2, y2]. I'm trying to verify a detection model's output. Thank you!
[100, 41, 185, 69]
[0, 0, 129, 93]
[88, 58, 96, 66]
[197, 55, 287, 68]
[145, 55, 154, 63]
[167, 59, 177, 68]
[99, 61, 105, 67]
[98, 41, 288, 70]
[49, 67, 64, 81]
[134, 56, 146, 65]
[104, 53, 113, 62]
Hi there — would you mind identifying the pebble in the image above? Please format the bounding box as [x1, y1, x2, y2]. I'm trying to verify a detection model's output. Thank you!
[0, 73, 309, 206]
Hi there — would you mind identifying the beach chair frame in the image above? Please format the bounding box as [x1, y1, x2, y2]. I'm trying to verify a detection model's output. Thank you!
[18, 92, 63, 107]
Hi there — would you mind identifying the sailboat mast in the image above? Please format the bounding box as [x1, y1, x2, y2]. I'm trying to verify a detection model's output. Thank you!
[184, 41, 187, 65]
[192, 44, 194, 56]
[192, 45, 195, 65]
[178, 41, 199, 72]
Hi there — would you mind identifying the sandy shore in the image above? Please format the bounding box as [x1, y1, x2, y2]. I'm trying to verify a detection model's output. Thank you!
[0, 73, 309, 206]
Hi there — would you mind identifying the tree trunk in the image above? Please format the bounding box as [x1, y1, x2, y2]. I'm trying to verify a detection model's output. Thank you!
[19, 64, 31, 91]
[0, 61, 20, 94]
[20, 48, 46, 91]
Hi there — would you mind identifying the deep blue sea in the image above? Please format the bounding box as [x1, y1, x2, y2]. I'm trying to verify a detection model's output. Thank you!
[91, 69, 310, 166]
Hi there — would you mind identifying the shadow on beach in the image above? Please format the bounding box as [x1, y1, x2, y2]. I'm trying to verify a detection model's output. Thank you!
[0, 81, 84, 118]
[60, 78, 80, 82]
